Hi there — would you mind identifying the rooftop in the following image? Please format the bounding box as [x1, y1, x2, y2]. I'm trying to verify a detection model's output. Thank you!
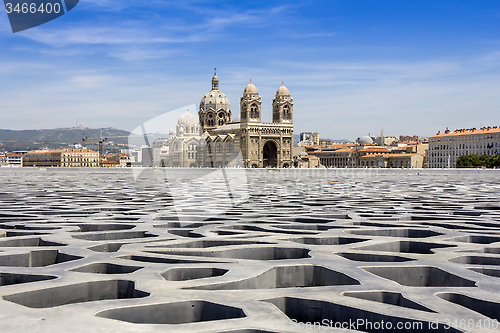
[431, 126, 500, 138]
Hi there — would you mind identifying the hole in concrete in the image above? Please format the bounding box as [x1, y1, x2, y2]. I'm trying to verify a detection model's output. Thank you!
[468, 267, 500, 278]
[147, 240, 272, 249]
[168, 230, 205, 238]
[1, 272, 57, 286]
[87, 243, 125, 253]
[289, 236, 367, 246]
[448, 235, 500, 244]
[0, 224, 61, 230]
[145, 247, 311, 261]
[3, 280, 149, 308]
[0, 250, 82, 267]
[117, 254, 222, 264]
[449, 255, 500, 266]
[70, 263, 143, 274]
[74, 224, 136, 232]
[356, 241, 455, 254]
[96, 300, 246, 324]
[343, 291, 436, 313]
[348, 228, 443, 238]
[354, 222, 401, 228]
[274, 217, 334, 223]
[2, 231, 50, 237]
[437, 293, 500, 321]
[272, 225, 333, 232]
[188, 265, 359, 290]
[363, 266, 476, 287]
[465, 247, 500, 254]
[162, 267, 228, 281]
[212, 230, 245, 236]
[72, 231, 158, 241]
[154, 216, 179, 221]
[153, 222, 182, 228]
[474, 205, 500, 211]
[224, 225, 318, 235]
[0, 237, 66, 247]
[337, 253, 415, 262]
[262, 297, 459, 333]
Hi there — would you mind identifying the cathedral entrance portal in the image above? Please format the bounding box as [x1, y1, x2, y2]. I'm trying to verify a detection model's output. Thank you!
[263, 141, 278, 168]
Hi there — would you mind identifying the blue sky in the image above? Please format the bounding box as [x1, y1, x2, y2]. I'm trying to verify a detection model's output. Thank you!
[0, 0, 499, 140]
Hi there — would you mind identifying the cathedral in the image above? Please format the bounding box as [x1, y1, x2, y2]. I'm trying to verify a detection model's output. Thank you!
[162, 72, 294, 168]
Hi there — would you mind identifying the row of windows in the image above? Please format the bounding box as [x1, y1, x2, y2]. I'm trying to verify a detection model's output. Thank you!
[431, 142, 498, 150]
[431, 150, 499, 157]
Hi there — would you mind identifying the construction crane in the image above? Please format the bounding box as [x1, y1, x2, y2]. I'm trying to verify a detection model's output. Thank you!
[99, 137, 108, 155]
[73, 134, 88, 148]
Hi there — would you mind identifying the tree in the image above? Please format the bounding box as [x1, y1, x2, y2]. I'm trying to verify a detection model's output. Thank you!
[456, 153, 500, 168]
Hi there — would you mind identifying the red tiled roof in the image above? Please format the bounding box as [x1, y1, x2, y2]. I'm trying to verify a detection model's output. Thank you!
[431, 127, 500, 138]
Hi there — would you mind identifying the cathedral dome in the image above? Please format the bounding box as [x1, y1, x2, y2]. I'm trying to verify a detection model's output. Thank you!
[276, 83, 290, 96]
[199, 73, 231, 112]
[359, 135, 373, 145]
[244, 82, 258, 94]
[177, 110, 199, 128]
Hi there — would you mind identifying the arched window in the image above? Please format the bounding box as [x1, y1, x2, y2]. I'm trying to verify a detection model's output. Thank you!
[250, 104, 258, 119]
[207, 113, 215, 126]
[283, 105, 291, 120]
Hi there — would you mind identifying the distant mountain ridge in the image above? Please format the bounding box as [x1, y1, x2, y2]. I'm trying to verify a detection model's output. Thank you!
[0, 126, 131, 151]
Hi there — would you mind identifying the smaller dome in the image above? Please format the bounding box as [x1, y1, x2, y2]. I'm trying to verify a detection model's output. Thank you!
[299, 151, 308, 157]
[276, 83, 290, 96]
[211, 72, 219, 90]
[169, 128, 173, 136]
[359, 135, 373, 145]
[232, 115, 241, 123]
[244, 82, 258, 94]
[177, 110, 199, 128]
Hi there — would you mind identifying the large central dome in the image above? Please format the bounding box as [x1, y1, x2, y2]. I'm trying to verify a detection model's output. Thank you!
[199, 73, 231, 113]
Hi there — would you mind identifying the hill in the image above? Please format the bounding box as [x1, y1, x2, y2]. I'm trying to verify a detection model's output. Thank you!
[0, 126, 131, 152]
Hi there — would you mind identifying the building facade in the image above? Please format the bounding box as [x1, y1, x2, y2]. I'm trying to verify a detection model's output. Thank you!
[359, 153, 423, 168]
[428, 127, 500, 168]
[23, 149, 99, 167]
[298, 132, 320, 146]
[6, 154, 23, 167]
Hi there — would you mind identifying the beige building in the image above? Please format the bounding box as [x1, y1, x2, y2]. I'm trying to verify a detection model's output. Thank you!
[23, 149, 99, 167]
[0, 155, 7, 166]
[359, 153, 423, 168]
[313, 146, 356, 168]
[428, 127, 500, 168]
[296, 153, 323, 168]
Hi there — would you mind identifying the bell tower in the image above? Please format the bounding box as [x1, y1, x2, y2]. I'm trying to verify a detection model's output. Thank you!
[240, 80, 262, 123]
[272, 82, 293, 123]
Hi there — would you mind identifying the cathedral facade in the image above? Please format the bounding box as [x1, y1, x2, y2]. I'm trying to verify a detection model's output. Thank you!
[162, 73, 294, 168]
[199, 73, 294, 168]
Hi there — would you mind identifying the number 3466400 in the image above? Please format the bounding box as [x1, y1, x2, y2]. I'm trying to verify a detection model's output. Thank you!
[5, 2, 62, 14]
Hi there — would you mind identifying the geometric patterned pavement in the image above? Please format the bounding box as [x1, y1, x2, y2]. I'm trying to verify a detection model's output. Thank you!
[1, 168, 499, 332]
